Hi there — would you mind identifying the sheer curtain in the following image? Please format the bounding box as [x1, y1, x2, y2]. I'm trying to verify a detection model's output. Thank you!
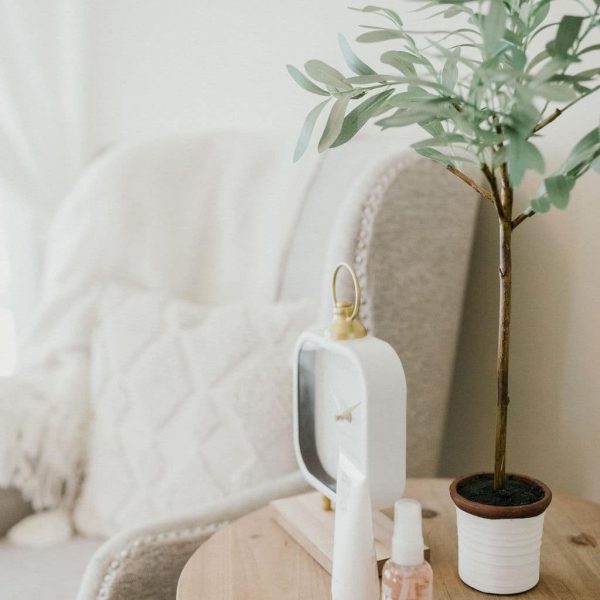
[0, 0, 90, 373]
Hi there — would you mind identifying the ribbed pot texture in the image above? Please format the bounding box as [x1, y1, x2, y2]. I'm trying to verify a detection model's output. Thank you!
[450, 473, 552, 595]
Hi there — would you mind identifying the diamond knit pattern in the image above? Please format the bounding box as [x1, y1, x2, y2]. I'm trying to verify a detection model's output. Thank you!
[73, 285, 315, 537]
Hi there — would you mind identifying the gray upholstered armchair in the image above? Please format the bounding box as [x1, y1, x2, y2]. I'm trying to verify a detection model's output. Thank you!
[0, 133, 477, 599]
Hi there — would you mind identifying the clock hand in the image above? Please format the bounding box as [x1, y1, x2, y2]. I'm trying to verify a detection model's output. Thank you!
[334, 402, 361, 423]
[329, 387, 343, 412]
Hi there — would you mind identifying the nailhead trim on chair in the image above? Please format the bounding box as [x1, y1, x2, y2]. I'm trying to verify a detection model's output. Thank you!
[95, 521, 226, 600]
[352, 156, 414, 331]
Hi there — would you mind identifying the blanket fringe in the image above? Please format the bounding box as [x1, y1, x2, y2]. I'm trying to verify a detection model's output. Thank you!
[0, 360, 88, 510]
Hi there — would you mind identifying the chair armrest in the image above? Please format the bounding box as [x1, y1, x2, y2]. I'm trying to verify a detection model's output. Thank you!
[76, 471, 309, 600]
[0, 488, 32, 537]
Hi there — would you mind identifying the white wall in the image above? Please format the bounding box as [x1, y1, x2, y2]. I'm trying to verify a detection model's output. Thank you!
[88, 0, 366, 145]
[82, 1, 599, 501]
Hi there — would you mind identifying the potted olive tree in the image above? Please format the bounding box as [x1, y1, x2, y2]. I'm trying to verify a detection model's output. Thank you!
[288, 0, 600, 594]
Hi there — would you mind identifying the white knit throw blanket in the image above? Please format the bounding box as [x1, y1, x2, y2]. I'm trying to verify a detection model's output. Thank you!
[0, 132, 318, 509]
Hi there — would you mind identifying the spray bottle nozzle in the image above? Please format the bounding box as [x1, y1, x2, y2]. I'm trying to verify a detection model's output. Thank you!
[392, 499, 425, 566]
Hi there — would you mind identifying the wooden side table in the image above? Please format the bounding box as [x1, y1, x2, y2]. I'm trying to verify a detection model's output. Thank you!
[177, 478, 600, 599]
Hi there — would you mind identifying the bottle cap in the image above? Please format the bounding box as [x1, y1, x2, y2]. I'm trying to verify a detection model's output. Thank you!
[391, 499, 425, 566]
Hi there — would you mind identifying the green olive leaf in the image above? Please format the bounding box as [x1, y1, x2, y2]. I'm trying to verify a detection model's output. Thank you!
[286, 65, 329, 96]
[332, 89, 394, 147]
[293, 100, 330, 162]
[338, 34, 376, 76]
[442, 49, 460, 92]
[551, 15, 584, 57]
[544, 175, 576, 209]
[304, 60, 353, 91]
[482, 0, 507, 55]
[318, 95, 351, 152]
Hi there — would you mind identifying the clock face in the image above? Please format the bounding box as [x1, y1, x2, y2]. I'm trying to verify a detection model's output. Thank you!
[294, 330, 406, 506]
[314, 351, 364, 478]
[295, 337, 366, 495]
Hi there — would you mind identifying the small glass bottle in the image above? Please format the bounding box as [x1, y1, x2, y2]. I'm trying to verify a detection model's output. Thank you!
[381, 499, 433, 600]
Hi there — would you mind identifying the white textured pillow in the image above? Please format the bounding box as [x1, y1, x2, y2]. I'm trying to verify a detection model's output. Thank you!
[74, 285, 315, 537]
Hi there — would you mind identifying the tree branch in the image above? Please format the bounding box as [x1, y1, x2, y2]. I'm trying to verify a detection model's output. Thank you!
[481, 163, 505, 221]
[446, 165, 494, 204]
[533, 85, 600, 134]
[499, 162, 513, 221]
[533, 108, 562, 133]
[512, 209, 535, 229]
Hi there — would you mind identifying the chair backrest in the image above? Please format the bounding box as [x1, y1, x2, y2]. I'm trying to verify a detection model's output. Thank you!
[36, 132, 477, 476]
[281, 137, 478, 476]
[39, 132, 318, 307]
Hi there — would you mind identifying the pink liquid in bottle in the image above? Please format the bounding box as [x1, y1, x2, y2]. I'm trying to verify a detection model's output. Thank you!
[381, 559, 433, 600]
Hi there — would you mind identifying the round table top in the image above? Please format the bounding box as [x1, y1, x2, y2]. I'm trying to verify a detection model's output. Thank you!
[177, 478, 600, 599]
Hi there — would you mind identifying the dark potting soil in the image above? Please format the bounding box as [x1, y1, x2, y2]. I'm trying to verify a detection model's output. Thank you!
[457, 474, 544, 507]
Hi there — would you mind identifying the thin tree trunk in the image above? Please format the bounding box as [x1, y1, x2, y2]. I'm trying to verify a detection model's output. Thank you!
[494, 219, 512, 491]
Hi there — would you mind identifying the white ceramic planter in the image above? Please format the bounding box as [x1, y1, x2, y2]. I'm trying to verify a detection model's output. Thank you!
[455, 507, 546, 594]
[450, 473, 552, 595]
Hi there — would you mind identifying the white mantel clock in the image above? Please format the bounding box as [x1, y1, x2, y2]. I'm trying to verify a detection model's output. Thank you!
[293, 263, 406, 510]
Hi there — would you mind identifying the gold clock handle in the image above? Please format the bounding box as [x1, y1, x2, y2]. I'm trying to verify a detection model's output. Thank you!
[326, 263, 367, 340]
[332, 263, 362, 321]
